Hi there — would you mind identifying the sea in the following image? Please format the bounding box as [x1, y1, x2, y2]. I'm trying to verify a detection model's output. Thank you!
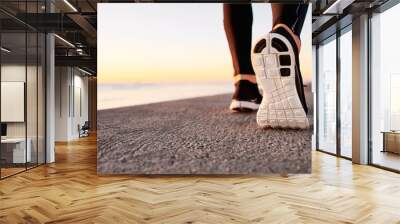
[98, 82, 233, 110]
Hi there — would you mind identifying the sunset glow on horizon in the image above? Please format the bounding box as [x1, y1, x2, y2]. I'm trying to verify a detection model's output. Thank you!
[98, 3, 312, 84]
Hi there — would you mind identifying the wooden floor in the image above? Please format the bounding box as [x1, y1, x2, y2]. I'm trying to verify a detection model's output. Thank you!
[373, 151, 400, 171]
[1, 167, 26, 178]
[0, 135, 400, 223]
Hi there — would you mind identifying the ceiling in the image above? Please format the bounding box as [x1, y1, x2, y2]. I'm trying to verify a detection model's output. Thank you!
[2, 0, 394, 74]
[311, 0, 392, 44]
[0, 0, 99, 74]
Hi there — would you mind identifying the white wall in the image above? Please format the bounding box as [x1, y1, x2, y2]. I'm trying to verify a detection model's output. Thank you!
[75, 71, 89, 138]
[1, 65, 25, 129]
[70, 73, 89, 138]
[1, 82, 25, 122]
[55, 67, 89, 141]
[1, 63, 46, 164]
[55, 66, 70, 141]
[1, 65, 37, 138]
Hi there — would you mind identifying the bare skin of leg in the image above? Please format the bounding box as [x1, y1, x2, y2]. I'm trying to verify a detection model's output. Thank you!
[233, 74, 257, 84]
[271, 4, 302, 52]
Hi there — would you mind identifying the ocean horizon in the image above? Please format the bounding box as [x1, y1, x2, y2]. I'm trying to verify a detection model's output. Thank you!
[98, 82, 233, 110]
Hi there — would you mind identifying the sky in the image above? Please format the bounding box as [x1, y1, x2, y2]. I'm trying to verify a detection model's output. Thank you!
[98, 3, 312, 84]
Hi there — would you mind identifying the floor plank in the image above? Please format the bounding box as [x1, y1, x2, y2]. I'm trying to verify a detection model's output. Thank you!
[0, 134, 400, 223]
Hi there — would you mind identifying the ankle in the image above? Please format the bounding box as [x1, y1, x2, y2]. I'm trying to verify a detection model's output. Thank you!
[272, 24, 301, 52]
[234, 74, 257, 84]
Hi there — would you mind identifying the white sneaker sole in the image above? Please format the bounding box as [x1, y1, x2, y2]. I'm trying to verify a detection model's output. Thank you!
[251, 33, 309, 129]
[229, 100, 259, 111]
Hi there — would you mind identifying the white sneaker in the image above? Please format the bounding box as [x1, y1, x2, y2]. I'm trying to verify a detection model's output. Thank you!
[251, 30, 309, 129]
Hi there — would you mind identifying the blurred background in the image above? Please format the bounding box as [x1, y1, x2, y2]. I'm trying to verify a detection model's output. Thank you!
[97, 3, 312, 109]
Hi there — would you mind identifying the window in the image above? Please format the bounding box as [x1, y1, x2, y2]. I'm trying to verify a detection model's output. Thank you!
[339, 28, 352, 158]
[370, 3, 400, 171]
[0, 2, 46, 179]
[317, 36, 337, 154]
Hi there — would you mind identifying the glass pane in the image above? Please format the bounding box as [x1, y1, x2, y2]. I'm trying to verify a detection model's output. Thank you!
[27, 31, 38, 169]
[38, 32, 46, 165]
[371, 4, 400, 171]
[26, 0, 38, 169]
[340, 29, 352, 158]
[318, 37, 337, 154]
[1, 31, 27, 177]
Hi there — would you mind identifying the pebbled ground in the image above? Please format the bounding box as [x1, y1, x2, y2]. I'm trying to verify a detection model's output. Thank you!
[97, 88, 313, 174]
